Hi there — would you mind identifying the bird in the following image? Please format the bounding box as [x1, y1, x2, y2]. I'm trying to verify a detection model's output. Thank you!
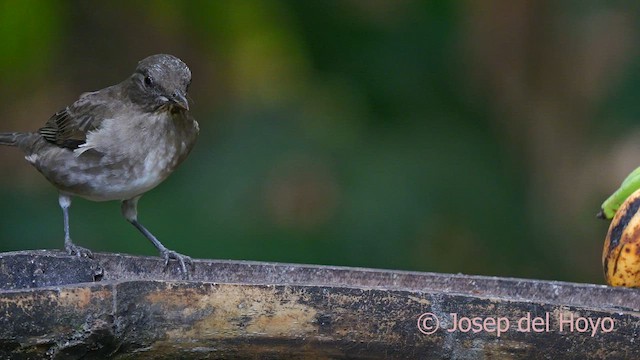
[0, 54, 199, 275]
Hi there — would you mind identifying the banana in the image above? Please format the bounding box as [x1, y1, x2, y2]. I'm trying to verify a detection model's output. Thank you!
[603, 187, 640, 287]
[599, 165, 640, 220]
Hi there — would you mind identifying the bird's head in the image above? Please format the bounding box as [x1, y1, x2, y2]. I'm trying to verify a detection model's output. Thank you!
[128, 54, 192, 113]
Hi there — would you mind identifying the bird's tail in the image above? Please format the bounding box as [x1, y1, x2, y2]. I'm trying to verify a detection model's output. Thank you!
[0, 132, 39, 152]
[0, 132, 20, 146]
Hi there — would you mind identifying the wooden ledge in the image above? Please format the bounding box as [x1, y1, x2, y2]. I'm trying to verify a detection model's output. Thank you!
[0, 250, 637, 359]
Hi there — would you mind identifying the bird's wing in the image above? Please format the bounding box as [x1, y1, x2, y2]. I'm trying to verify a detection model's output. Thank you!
[38, 90, 115, 150]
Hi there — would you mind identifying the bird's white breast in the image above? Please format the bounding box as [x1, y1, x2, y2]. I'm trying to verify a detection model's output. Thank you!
[64, 111, 194, 201]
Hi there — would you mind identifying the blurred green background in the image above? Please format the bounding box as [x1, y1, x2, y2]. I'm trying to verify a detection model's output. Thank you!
[0, 0, 637, 284]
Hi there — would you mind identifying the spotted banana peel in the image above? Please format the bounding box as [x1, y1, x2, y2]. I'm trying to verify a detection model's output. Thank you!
[602, 177, 640, 287]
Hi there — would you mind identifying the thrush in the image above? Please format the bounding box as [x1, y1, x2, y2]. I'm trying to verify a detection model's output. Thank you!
[0, 54, 199, 275]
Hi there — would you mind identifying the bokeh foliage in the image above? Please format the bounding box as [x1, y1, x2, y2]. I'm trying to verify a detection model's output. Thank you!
[1, 0, 639, 284]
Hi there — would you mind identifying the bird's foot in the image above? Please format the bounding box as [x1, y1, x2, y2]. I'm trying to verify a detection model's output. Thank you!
[160, 249, 194, 278]
[65, 241, 94, 258]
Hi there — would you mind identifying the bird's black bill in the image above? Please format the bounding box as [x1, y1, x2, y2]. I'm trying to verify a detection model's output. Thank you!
[171, 92, 189, 111]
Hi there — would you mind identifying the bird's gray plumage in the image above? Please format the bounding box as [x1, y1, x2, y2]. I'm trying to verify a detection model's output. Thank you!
[0, 54, 199, 275]
[0, 132, 20, 146]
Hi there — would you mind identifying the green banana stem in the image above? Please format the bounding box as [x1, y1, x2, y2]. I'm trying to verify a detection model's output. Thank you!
[601, 166, 640, 220]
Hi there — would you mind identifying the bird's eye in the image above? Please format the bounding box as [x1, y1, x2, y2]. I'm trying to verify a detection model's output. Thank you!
[144, 75, 153, 87]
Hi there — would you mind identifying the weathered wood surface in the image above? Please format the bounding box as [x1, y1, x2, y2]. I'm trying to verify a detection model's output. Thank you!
[0, 250, 638, 359]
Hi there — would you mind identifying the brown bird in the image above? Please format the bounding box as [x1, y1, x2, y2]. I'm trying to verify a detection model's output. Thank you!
[0, 54, 199, 275]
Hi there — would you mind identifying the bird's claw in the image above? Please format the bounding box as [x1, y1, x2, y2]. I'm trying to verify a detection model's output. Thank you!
[160, 249, 194, 278]
[65, 242, 94, 258]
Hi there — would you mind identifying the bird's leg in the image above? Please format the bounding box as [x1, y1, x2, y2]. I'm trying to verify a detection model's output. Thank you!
[121, 196, 193, 276]
[59, 193, 93, 258]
